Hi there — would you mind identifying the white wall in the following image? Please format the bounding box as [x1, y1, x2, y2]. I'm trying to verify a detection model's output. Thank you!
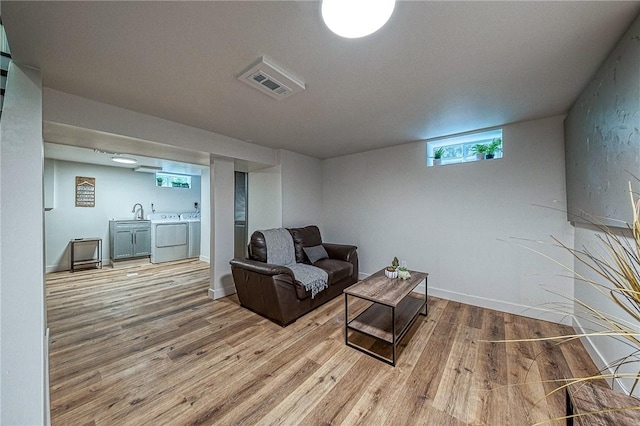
[322, 116, 575, 323]
[279, 150, 323, 228]
[573, 224, 640, 395]
[0, 63, 48, 425]
[248, 165, 282, 236]
[565, 13, 640, 395]
[45, 160, 201, 271]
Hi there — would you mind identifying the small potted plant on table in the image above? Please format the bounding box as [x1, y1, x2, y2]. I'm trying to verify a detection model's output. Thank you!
[385, 256, 400, 278]
[398, 265, 411, 280]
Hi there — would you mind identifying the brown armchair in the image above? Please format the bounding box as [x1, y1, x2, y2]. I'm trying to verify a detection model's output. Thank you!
[229, 225, 358, 326]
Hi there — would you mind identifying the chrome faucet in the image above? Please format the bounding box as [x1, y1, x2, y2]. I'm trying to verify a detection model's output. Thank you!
[132, 203, 144, 220]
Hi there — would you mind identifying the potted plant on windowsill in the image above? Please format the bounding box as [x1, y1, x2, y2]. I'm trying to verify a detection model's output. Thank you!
[470, 144, 487, 160]
[484, 138, 502, 159]
[433, 147, 445, 166]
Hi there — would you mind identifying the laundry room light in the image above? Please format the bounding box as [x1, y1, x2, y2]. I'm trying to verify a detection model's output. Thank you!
[321, 0, 395, 39]
[111, 157, 137, 164]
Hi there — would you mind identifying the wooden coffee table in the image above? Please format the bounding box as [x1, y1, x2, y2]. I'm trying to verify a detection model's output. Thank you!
[344, 268, 428, 366]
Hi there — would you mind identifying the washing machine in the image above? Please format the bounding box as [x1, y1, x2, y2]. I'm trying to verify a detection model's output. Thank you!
[147, 213, 189, 263]
[179, 212, 201, 258]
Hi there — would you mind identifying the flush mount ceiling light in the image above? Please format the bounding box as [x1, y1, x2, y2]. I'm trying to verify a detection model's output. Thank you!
[111, 157, 137, 164]
[321, 0, 395, 39]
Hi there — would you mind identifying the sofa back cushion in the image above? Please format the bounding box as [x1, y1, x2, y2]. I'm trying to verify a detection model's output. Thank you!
[288, 225, 322, 263]
[248, 231, 268, 263]
[249, 225, 323, 264]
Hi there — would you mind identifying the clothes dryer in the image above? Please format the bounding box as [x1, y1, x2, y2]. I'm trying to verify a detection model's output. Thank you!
[147, 213, 188, 263]
[179, 212, 201, 258]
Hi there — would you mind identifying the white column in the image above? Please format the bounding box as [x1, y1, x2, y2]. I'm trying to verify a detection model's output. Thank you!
[208, 157, 236, 299]
[199, 165, 211, 263]
[0, 63, 48, 424]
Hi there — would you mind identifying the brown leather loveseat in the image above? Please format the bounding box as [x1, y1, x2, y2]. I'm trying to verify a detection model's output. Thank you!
[229, 225, 358, 326]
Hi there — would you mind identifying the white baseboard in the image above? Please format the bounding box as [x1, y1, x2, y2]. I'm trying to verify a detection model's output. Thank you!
[46, 265, 63, 273]
[357, 271, 570, 325]
[199, 255, 210, 263]
[428, 286, 571, 325]
[208, 284, 236, 300]
[572, 315, 628, 394]
[46, 264, 73, 273]
[46, 258, 112, 274]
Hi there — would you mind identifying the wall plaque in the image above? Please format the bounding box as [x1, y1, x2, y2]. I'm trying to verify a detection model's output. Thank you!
[75, 176, 95, 207]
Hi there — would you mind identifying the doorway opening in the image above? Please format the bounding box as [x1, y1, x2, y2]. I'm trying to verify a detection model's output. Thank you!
[234, 171, 248, 259]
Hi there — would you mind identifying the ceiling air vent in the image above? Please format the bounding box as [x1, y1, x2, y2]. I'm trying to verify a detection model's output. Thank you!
[237, 56, 305, 100]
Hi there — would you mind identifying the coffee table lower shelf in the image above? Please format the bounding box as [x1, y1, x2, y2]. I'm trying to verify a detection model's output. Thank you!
[345, 294, 426, 366]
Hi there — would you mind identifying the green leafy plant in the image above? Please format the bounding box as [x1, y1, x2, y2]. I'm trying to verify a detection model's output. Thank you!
[398, 266, 411, 280]
[434, 147, 445, 160]
[485, 138, 502, 156]
[470, 144, 488, 155]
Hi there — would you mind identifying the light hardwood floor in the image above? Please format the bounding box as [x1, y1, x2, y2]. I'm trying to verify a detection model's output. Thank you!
[47, 259, 602, 425]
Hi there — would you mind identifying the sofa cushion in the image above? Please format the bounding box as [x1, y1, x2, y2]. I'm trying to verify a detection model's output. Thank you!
[294, 281, 312, 300]
[248, 231, 268, 263]
[314, 258, 353, 284]
[303, 245, 329, 264]
[293, 259, 353, 299]
[288, 226, 323, 263]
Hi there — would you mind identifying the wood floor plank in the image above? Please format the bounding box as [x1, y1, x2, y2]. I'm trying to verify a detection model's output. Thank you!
[46, 259, 604, 425]
[431, 324, 482, 423]
[530, 319, 577, 417]
[298, 355, 381, 425]
[255, 345, 356, 425]
[376, 298, 449, 425]
[474, 310, 509, 425]
[344, 298, 453, 425]
[216, 357, 322, 425]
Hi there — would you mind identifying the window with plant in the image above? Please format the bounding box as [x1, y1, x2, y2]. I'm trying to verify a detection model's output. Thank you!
[155, 172, 192, 189]
[426, 129, 503, 167]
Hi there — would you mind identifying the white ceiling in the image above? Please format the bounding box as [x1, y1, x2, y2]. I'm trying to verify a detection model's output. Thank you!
[4, 1, 640, 160]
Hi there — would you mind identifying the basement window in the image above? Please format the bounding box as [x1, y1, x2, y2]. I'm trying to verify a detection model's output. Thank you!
[427, 129, 503, 167]
[155, 172, 191, 189]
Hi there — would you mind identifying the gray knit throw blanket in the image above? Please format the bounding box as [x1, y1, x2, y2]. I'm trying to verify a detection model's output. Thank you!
[262, 228, 328, 299]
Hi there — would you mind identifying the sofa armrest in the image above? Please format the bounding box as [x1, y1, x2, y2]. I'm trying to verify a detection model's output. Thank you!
[229, 258, 300, 326]
[322, 243, 358, 263]
[229, 258, 295, 280]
